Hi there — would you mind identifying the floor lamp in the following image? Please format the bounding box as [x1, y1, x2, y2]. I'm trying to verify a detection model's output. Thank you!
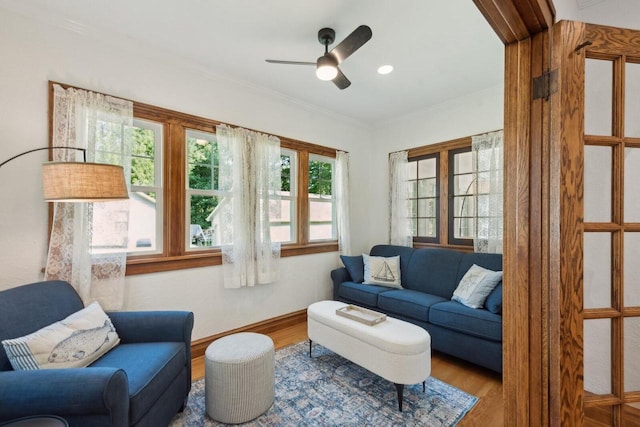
[0, 147, 128, 202]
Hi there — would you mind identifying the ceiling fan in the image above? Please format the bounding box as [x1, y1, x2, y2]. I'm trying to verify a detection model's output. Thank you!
[265, 25, 372, 90]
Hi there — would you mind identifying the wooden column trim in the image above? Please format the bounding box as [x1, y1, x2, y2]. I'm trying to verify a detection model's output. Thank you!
[473, 0, 555, 44]
[503, 36, 534, 427]
[549, 20, 586, 426]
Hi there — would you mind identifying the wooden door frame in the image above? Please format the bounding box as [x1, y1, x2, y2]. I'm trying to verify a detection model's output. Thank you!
[472, 1, 587, 425]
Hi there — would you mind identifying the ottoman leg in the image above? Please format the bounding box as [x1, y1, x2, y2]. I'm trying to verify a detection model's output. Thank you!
[423, 380, 426, 392]
[394, 383, 404, 412]
[309, 339, 313, 357]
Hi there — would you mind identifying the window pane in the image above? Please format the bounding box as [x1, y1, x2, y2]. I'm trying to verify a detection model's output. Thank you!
[584, 232, 612, 309]
[309, 200, 333, 240]
[584, 145, 612, 223]
[418, 157, 436, 179]
[624, 317, 640, 392]
[625, 62, 640, 138]
[453, 217, 474, 239]
[625, 232, 640, 307]
[128, 192, 159, 252]
[585, 58, 613, 136]
[453, 150, 473, 174]
[309, 160, 332, 196]
[409, 180, 417, 198]
[187, 131, 218, 191]
[453, 174, 475, 195]
[131, 127, 156, 186]
[280, 154, 291, 193]
[270, 199, 293, 243]
[584, 318, 612, 396]
[418, 178, 436, 197]
[625, 148, 640, 222]
[189, 195, 218, 248]
[453, 196, 475, 217]
[418, 198, 437, 217]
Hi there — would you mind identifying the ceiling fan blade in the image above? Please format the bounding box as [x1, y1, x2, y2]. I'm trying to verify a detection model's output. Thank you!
[332, 68, 351, 90]
[265, 59, 316, 66]
[329, 25, 372, 64]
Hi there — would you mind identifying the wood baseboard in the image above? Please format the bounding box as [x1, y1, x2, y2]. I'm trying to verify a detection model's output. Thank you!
[191, 309, 308, 359]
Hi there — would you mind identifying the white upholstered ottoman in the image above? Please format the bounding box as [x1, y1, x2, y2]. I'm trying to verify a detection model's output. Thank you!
[307, 300, 431, 411]
[205, 332, 275, 424]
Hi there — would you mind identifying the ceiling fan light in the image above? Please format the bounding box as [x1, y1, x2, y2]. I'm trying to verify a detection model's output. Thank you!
[316, 55, 338, 81]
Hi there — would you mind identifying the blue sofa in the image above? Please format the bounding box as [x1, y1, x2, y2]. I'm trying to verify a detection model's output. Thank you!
[331, 245, 503, 373]
[0, 280, 194, 427]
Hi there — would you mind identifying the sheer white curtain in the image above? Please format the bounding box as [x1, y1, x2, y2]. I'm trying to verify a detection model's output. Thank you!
[216, 124, 281, 288]
[389, 151, 412, 247]
[472, 130, 504, 254]
[45, 84, 132, 310]
[335, 151, 351, 255]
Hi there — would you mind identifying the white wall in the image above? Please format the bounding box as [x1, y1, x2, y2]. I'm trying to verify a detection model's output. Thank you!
[364, 85, 505, 248]
[0, 9, 372, 340]
[0, 7, 505, 342]
[556, 0, 640, 29]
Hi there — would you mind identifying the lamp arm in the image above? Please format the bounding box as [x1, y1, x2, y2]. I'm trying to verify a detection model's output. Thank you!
[0, 146, 87, 169]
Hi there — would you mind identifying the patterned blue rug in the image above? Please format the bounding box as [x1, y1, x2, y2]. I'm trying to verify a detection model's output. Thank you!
[170, 341, 477, 426]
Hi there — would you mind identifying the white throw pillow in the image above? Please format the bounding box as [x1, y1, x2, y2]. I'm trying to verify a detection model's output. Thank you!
[452, 264, 503, 309]
[362, 254, 402, 288]
[2, 302, 120, 370]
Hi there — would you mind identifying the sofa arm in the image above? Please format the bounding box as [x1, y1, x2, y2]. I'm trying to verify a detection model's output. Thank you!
[331, 267, 351, 299]
[0, 368, 128, 423]
[107, 310, 194, 345]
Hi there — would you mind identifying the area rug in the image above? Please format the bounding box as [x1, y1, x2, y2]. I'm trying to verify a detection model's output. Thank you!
[170, 341, 477, 426]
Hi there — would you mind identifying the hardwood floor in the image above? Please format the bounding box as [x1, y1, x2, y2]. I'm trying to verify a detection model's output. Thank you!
[192, 320, 503, 425]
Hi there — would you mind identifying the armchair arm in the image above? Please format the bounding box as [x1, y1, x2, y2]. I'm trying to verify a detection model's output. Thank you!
[107, 311, 194, 345]
[0, 368, 128, 423]
[331, 267, 351, 300]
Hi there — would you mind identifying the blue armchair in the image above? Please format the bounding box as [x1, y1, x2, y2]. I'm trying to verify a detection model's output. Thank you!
[0, 280, 194, 427]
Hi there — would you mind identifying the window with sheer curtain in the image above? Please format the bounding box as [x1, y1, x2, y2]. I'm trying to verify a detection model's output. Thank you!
[45, 84, 133, 310]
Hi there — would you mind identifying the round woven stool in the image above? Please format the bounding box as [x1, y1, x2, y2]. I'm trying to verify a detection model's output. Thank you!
[205, 332, 275, 424]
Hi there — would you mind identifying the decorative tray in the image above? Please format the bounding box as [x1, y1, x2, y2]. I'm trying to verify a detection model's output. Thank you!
[336, 305, 387, 326]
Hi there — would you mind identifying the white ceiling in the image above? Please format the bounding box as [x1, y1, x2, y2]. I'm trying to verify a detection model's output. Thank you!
[0, 0, 505, 125]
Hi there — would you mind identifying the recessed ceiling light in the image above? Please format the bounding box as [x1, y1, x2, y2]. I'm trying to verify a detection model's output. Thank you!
[378, 65, 394, 75]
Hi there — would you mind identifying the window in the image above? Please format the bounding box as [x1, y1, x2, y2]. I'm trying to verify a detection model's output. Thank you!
[49, 83, 340, 274]
[407, 154, 439, 243]
[308, 155, 336, 241]
[406, 136, 481, 250]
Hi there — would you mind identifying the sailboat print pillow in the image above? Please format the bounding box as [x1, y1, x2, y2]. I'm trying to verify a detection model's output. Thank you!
[2, 302, 120, 370]
[362, 254, 402, 288]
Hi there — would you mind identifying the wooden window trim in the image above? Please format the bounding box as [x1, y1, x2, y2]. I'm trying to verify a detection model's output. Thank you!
[48, 81, 339, 276]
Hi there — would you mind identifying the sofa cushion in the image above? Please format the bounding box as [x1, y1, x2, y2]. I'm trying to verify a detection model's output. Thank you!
[456, 252, 503, 285]
[2, 302, 120, 371]
[370, 244, 415, 285]
[362, 254, 402, 288]
[340, 255, 365, 283]
[337, 282, 391, 307]
[451, 264, 503, 309]
[403, 248, 464, 298]
[429, 301, 502, 342]
[377, 289, 448, 323]
[485, 283, 503, 314]
[90, 341, 186, 425]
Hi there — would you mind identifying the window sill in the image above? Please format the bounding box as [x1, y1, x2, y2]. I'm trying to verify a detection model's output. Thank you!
[125, 242, 338, 276]
[412, 242, 474, 253]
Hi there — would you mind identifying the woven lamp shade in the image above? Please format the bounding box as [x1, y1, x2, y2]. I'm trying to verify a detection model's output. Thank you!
[42, 162, 129, 202]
